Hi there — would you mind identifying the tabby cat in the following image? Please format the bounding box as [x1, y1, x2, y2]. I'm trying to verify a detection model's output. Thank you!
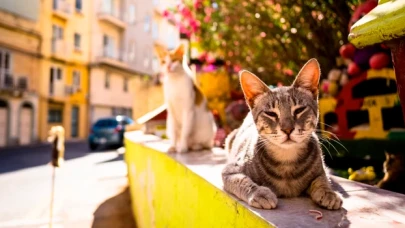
[222, 59, 342, 210]
[377, 152, 405, 194]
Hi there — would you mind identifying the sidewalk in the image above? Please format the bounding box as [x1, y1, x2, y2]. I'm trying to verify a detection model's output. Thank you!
[0, 145, 135, 228]
[0, 139, 85, 152]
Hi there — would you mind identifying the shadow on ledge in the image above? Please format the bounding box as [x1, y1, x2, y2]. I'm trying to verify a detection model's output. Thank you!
[92, 187, 136, 228]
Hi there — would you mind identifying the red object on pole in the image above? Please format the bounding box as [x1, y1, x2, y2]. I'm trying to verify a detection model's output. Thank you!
[388, 39, 405, 121]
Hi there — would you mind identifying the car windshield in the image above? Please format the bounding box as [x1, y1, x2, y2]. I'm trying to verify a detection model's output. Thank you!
[94, 119, 118, 127]
[116, 116, 134, 125]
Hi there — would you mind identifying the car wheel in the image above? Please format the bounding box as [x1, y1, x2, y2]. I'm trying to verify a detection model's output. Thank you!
[89, 143, 98, 151]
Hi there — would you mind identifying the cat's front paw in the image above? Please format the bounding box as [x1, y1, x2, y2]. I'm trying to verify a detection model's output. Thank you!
[311, 188, 342, 210]
[247, 186, 278, 209]
[167, 146, 177, 153]
[176, 143, 188, 153]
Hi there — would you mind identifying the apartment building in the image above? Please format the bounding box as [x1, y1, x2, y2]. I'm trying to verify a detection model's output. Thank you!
[37, 0, 90, 141]
[88, 0, 137, 124]
[0, 0, 41, 147]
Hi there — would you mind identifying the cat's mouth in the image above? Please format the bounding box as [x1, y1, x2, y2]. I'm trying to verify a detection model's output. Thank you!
[282, 138, 296, 144]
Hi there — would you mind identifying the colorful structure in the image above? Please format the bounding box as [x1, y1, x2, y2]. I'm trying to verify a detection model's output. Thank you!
[319, 68, 405, 140]
[195, 67, 231, 123]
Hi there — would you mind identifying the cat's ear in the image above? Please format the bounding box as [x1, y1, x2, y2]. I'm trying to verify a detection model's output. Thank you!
[292, 58, 321, 98]
[240, 70, 270, 108]
[171, 43, 185, 59]
[385, 151, 390, 159]
[153, 44, 168, 60]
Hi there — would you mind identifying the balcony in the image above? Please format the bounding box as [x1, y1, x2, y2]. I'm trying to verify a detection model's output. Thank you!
[52, 0, 72, 20]
[96, 49, 129, 69]
[0, 74, 28, 96]
[51, 39, 69, 61]
[97, 8, 126, 29]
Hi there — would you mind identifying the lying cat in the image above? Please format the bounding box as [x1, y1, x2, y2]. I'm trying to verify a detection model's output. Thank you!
[377, 152, 405, 194]
[154, 43, 217, 153]
[222, 59, 342, 210]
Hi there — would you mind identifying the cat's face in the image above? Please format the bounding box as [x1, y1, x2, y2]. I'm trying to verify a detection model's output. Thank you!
[154, 44, 184, 74]
[384, 152, 404, 173]
[240, 59, 320, 149]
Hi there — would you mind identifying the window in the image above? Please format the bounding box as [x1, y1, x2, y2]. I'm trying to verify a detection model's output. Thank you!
[105, 72, 110, 89]
[56, 68, 62, 80]
[52, 25, 63, 39]
[75, 0, 82, 11]
[49, 67, 62, 95]
[152, 22, 159, 40]
[102, 0, 113, 14]
[123, 77, 128, 92]
[74, 33, 81, 50]
[48, 109, 63, 123]
[103, 35, 115, 58]
[52, 25, 64, 52]
[73, 70, 81, 88]
[53, 0, 57, 10]
[143, 50, 150, 67]
[153, 0, 159, 6]
[144, 15, 151, 32]
[0, 50, 11, 73]
[167, 26, 177, 49]
[129, 4, 136, 23]
[129, 41, 136, 62]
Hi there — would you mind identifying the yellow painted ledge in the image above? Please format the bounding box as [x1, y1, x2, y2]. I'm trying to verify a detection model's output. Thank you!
[125, 131, 405, 228]
[349, 0, 405, 48]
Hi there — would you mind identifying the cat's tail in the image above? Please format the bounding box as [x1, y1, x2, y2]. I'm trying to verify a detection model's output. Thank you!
[225, 128, 239, 153]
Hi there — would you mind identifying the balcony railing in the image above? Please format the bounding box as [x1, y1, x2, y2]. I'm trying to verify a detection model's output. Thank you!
[96, 49, 129, 69]
[52, 0, 72, 19]
[0, 74, 14, 90]
[0, 74, 29, 93]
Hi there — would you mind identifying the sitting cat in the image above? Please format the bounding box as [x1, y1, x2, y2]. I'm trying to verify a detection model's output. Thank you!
[154, 43, 217, 153]
[222, 59, 342, 210]
[377, 152, 405, 194]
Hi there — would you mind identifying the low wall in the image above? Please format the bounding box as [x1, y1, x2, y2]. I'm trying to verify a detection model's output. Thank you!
[125, 131, 405, 228]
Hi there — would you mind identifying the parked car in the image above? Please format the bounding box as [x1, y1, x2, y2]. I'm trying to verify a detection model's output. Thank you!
[88, 115, 134, 151]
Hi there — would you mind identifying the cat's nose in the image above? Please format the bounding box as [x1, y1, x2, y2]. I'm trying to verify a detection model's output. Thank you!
[281, 128, 295, 135]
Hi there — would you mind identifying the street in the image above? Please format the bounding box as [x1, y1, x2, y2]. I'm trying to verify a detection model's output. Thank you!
[0, 142, 135, 228]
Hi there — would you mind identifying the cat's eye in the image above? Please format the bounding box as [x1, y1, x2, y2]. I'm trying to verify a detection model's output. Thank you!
[294, 107, 306, 116]
[264, 111, 278, 118]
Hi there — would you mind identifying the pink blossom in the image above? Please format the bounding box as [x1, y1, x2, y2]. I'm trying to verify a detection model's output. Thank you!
[206, 55, 216, 64]
[193, 0, 202, 8]
[180, 6, 192, 18]
[198, 53, 208, 62]
[204, 15, 211, 23]
[260, 32, 266, 37]
[162, 10, 170, 17]
[233, 65, 242, 72]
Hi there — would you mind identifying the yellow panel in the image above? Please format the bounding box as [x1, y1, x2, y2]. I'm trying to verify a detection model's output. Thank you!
[125, 140, 273, 228]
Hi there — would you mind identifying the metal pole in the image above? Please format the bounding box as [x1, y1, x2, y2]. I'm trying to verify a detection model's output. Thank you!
[49, 166, 56, 228]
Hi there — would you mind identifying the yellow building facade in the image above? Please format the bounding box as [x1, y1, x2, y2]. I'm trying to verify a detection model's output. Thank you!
[37, 0, 90, 141]
[0, 2, 42, 147]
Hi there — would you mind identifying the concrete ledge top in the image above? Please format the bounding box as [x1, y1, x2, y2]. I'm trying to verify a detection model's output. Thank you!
[126, 131, 405, 227]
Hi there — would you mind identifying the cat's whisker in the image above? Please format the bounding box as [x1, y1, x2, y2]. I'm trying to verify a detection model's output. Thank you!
[312, 137, 333, 159]
[319, 137, 340, 156]
[316, 131, 348, 153]
[316, 129, 340, 141]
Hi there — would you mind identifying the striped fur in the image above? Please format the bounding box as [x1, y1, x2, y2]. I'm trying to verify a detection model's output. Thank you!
[222, 59, 342, 210]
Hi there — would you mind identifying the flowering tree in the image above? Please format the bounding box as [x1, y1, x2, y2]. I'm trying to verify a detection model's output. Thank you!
[164, 0, 360, 84]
